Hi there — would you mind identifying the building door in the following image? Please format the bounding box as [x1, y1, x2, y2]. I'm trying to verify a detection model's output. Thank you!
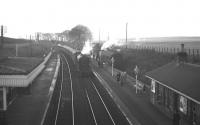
[191, 102, 197, 125]
[0, 88, 3, 110]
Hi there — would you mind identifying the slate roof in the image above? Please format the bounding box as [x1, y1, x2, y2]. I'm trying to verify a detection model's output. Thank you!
[146, 61, 200, 104]
[0, 57, 43, 75]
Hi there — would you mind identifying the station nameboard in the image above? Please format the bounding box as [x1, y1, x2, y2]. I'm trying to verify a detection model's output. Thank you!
[179, 96, 187, 114]
[151, 80, 156, 93]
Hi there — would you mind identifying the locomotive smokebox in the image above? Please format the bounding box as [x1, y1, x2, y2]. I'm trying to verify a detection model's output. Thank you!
[76, 53, 92, 77]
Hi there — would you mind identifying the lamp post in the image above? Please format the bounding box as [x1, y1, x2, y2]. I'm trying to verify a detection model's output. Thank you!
[111, 57, 114, 76]
[134, 65, 139, 93]
[99, 29, 101, 43]
[1, 25, 7, 48]
[1, 25, 4, 47]
[126, 23, 128, 49]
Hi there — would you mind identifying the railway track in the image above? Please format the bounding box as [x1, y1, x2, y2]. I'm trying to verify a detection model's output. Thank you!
[54, 54, 74, 125]
[42, 49, 130, 125]
[84, 78, 116, 125]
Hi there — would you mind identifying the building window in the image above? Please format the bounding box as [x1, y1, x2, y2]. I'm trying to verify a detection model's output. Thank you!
[164, 88, 170, 109]
[196, 104, 200, 124]
[169, 89, 174, 112]
[156, 83, 164, 105]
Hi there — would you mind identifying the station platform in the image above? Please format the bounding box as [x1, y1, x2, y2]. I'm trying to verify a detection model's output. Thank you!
[92, 60, 190, 125]
[4, 54, 59, 125]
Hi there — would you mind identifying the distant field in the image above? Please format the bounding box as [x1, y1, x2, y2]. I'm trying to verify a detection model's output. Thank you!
[122, 41, 200, 58]
[0, 37, 54, 57]
[127, 41, 200, 50]
[0, 37, 53, 74]
[125, 37, 200, 49]
[1, 37, 33, 44]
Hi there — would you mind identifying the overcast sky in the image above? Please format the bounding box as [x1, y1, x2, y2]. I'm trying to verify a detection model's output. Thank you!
[1, 0, 200, 40]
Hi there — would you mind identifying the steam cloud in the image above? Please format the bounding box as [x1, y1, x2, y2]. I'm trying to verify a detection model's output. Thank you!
[101, 39, 124, 50]
[81, 39, 126, 55]
[81, 40, 93, 55]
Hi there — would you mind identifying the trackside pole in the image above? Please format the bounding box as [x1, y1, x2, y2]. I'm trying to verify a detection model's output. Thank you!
[112, 63, 113, 76]
[111, 57, 114, 76]
[134, 65, 139, 94]
[136, 75, 138, 94]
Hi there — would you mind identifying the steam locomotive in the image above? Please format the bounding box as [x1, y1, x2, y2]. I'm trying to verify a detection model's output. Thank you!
[57, 44, 92, 77]
[76, 53, 92, 77]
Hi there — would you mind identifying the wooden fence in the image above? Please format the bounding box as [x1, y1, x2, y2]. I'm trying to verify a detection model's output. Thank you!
[130, 45, 199, 57]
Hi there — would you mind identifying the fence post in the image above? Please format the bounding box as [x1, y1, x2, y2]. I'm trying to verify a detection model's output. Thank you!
[170, 48, 172, 54]
[173, 48, 175, 55]
[193, 49, 195, 59]
[188, 49, 190, 56]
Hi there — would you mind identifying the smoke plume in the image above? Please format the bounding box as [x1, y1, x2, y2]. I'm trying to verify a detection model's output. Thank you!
[81, 40, 93, 55]
[101, 39, 124, 50]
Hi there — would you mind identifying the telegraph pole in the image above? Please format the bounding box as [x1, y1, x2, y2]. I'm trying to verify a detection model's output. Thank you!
[1, 25, 4, 48]
[99, 29, 101, 43]
[111, 57, 114, 76]
[30, 35, 32, 56]
[36, 32, 40, 42]
[126, 23, 128, 49]
[16, 44, 18, 57]
[134, 65, 139, 94]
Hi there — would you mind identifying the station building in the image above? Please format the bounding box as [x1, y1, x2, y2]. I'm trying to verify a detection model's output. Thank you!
[0, 52, 51, 113]
[0, 57, 45, 112]
[146, 61, 200, 125]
